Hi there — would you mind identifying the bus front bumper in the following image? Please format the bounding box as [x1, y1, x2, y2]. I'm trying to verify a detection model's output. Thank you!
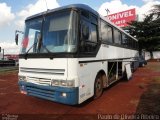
[18, 81, 78, 105]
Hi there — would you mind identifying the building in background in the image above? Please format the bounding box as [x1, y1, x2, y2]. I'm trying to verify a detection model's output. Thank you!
[144, 51, 151, 61]
[4, 54, 19, 61]
[0, 54, 19, 66]
[153, 51, 160, 60]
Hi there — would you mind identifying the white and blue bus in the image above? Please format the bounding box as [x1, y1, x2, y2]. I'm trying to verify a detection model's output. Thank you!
[17, 4, 139, 105]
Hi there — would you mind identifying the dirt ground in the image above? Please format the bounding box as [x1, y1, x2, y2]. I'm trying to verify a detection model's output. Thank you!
[0, 62, 160, 120]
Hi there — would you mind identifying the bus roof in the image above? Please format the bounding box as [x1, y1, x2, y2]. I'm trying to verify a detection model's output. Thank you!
[26, 4, 138, 42]
[26, 4, 99, 21]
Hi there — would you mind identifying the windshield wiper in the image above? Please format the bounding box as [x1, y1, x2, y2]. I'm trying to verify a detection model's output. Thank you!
[40, 44, 51, 53]
[24, 42, 50, 59]
[24, 42, 37, 59]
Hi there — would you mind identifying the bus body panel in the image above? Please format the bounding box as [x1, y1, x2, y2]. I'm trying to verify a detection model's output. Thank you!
[19, 81, 79, 105]
[19, 58, 68, 80]
[76, 44, 139, 103]
[102, 45, 139, 60]
[67, 58, 79, 87]
[78, 59, 105, 103]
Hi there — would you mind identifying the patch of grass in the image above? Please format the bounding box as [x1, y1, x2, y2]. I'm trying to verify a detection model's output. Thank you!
[130, 99, 139, 106]
[153, 77, 160, 83]
[0, 68, 18, 75]
[147, 62, 160, 72]
[136, 84, 160, 114]
[136, 63, 160, 114]
[137, 83, 147, 89]
[0, 67, 18, 73]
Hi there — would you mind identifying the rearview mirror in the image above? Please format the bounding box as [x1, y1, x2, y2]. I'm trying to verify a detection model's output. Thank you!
[15, 34, 19, 45]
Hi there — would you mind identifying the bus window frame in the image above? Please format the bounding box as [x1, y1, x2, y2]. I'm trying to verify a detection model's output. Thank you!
[113, 28, 122, 46]
[78, 9, 100, 56]
[100, 19, 138, 51]
[100, 19, 114, 45]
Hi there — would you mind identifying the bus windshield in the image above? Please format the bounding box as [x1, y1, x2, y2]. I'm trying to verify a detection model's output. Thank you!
[21, 10, 78, 54]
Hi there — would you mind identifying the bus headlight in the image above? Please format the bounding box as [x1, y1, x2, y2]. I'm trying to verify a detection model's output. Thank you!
[51, 80, 75, 87]
[19, 75, 27, 81]
[51, 80, 59, 86]
[60, 80, 67, 86]
[67, 80, 75, 87]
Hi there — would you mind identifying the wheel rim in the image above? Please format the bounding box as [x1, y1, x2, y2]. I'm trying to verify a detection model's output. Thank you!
[95, 78, 102, 98]
[96, 79, 101, 90]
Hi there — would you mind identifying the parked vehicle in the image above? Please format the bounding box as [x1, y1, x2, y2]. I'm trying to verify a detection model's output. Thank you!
[16, 4, 140, 105]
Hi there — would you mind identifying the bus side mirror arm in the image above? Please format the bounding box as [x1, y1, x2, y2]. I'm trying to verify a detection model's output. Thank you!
[15, 30, 24, 45]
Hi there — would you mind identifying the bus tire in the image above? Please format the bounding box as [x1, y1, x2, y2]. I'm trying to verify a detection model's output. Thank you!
[94, 74, 103, 99]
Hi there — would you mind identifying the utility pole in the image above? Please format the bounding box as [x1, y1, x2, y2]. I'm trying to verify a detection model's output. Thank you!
[0, 47, 4, 60]
[105, 8, 110, 17]
[2, 49, 4, 60]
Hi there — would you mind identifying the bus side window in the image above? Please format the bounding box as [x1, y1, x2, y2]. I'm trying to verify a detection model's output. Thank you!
[127, 38, 130, 48]
[90, 23, 98, 43]
[128, 38, 133, 48]
[80, 13, 98, 54]
[136, 41, 139, 49]
[81, 20, 90, 40]
[130, 39, 134, 48]
[101, 20, 113, 44]
[122, 34, 127, 47]
[80, 20, 90, 52]
[81, 19, 98, 53]
[113, 28, 121, 45]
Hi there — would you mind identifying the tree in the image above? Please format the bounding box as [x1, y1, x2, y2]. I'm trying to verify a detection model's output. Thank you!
[151, 4, 160, 20]
[126, 4, 160, 57]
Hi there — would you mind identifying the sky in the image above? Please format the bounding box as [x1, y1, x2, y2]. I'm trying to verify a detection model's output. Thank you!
[0, 0, 160, 54]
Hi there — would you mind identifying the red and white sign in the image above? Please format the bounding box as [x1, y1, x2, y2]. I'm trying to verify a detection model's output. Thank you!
[107, 8, 136, 27]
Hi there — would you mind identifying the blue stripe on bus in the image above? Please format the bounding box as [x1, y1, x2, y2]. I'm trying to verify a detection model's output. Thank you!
[18, 81, 78, 105]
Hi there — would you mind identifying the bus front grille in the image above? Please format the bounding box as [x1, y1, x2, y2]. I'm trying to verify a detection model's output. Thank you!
[20, 67, 65, 75]
[26, 86, 55, 101]
[27, 77, 51, 86]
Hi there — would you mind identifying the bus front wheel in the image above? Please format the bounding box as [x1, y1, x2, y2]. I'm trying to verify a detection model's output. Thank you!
[94, 75, 103, 99]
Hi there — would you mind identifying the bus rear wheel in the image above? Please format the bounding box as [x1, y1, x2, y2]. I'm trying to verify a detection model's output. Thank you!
[94, 75, 103, 99]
